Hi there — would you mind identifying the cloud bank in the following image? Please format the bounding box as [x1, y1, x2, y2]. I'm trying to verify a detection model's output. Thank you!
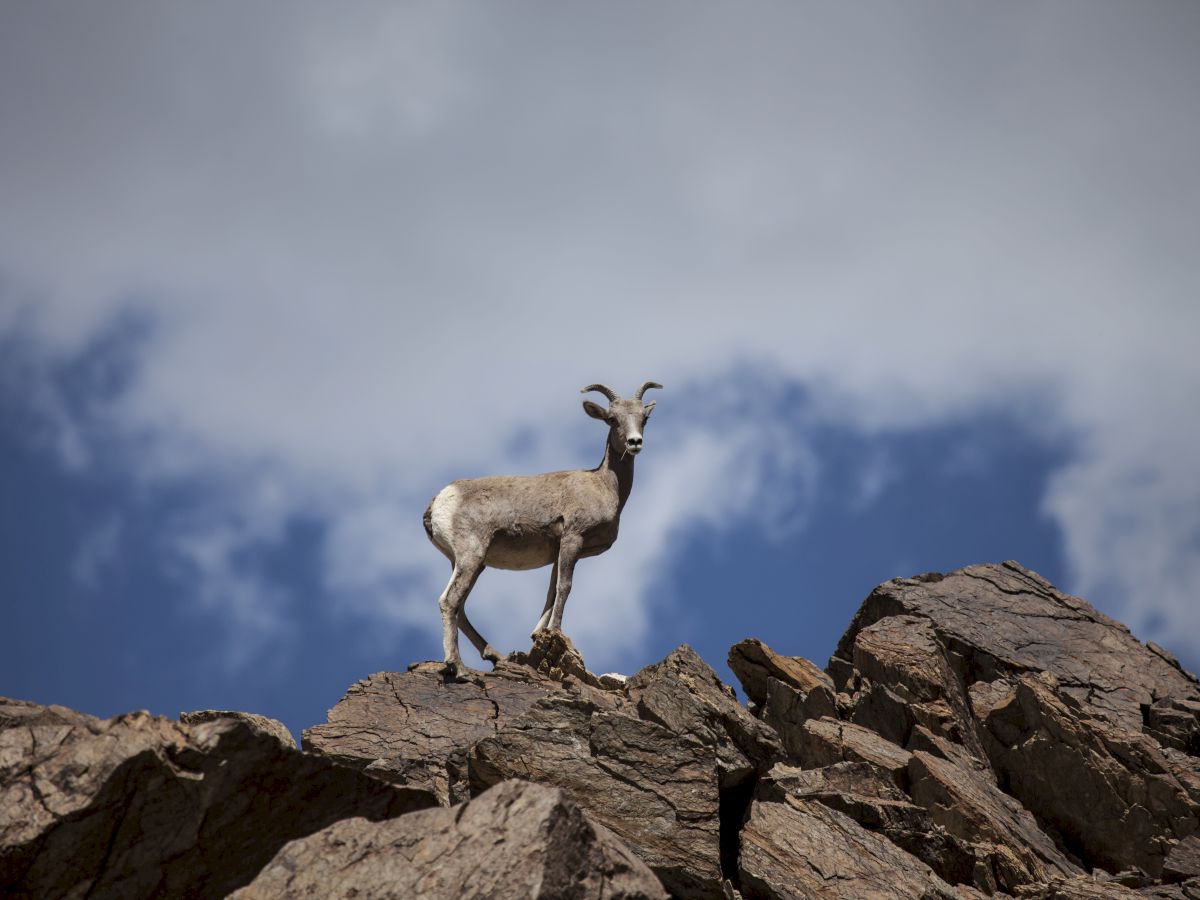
[2, 2, 1198, 669]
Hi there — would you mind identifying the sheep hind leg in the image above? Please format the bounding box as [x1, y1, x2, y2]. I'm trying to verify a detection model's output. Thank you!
[438, 552, 486, 682]
[459, 609, 502, 665]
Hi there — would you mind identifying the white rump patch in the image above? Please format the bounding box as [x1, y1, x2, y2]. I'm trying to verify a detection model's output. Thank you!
[428, 484, 460, 550]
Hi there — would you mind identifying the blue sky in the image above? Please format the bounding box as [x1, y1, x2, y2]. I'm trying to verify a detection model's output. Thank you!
[2, 3, 1198, 741]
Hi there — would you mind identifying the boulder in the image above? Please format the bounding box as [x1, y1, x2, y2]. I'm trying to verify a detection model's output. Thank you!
[0, 698, 435, 900]
[231, 779, 668, 900]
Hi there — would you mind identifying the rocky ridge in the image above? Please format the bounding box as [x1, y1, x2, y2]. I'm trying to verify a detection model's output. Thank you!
[3, 560, 1200, 898]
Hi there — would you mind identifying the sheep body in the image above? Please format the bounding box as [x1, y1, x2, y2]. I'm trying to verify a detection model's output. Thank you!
[424, 382, 659, 676]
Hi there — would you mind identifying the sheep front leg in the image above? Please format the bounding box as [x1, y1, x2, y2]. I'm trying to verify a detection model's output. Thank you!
[548, 534, 582, 633]
[532, 560, 558, 637]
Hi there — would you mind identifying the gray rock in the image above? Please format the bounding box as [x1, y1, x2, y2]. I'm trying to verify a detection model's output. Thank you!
[231, 779, 668, 900]
[0, 698, 435, 900]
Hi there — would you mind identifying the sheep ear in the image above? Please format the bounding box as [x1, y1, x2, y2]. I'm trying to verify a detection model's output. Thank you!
[643, 400, 656, 417]
[582, 400, 610, 421]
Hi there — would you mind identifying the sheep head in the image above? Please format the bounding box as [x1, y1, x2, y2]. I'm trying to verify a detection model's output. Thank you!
[581, 381, 662, 456]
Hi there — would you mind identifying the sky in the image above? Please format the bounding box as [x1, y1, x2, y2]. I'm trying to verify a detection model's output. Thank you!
[1, 2, 1198, 742]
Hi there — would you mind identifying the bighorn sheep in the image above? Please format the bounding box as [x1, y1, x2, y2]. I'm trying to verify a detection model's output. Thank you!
[424, 381, 662, 677]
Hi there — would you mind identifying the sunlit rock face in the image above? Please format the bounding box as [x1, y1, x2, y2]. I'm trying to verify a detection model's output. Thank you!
[4, 561, 1200, 898]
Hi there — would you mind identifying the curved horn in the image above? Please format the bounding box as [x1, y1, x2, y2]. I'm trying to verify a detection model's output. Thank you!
[580, 383, 620, 402]
[634, 381, 663, 401]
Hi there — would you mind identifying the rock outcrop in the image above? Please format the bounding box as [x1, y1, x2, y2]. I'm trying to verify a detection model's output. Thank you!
[0, 700, 435, 899]
[231, 779, 668, 900]
[4, 560, 1200, 898]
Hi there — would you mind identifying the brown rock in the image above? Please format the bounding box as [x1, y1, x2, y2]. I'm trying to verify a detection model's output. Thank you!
[1165, 836, 1200, 883]
[727, 638, 833, 707]
[846, 614, 986, 758]
[302, 661, 566, 803]
[180, 709, 296, 749]
[837, 562, 1200, 737]
[625, 644, 784, 789]
[469, 696, 723, 898]
[1013, 875, 1141, 898]
[738, 796, 958, 899]
[907, 749, 1081, 892]
[0, 698, 435, 900]
[757, 762, 979, 889]
[980, 674, 1200, 878]
[231, 779, 668, 900]
[790, 716, 913, 786]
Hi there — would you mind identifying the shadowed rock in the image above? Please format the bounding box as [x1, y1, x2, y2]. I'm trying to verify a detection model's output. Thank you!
[231, 779, 668, 900]
[0, 698, 435, 900]
[978, 673, 1200, 878]
[469, 696, 723, 899]
[625, 644, 784, 789]
[738, 794, 958, 899]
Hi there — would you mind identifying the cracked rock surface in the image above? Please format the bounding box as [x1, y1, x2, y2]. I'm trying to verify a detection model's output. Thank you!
[0, 699, 435, 899]
[231, 779, 668, 900]
[5, 561, 1200, 898]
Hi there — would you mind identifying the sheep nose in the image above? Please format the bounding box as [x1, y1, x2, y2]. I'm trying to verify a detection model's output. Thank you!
[627, 435, 643, 449]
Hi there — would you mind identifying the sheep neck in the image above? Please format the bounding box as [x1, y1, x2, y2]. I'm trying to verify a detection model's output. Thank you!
[598, 439, 636, 512]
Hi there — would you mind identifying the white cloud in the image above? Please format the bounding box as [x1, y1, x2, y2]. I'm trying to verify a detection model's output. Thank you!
[2, 3, 1198, 666]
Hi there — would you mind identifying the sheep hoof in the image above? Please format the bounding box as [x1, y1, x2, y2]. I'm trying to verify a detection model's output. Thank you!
[482, 645, 502, 665]
[442, 661, 485, 685]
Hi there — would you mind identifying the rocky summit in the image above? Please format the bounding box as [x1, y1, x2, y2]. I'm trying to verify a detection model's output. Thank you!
[4, 561, 1200, 899]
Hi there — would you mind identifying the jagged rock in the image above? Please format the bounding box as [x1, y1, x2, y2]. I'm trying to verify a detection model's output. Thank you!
[302, 661, 569, 804]
[788, 716, 913, 787]
[508, 630, 621, 694]
[727, 638, 834, 707]
[1013, 875, 1141, 897]
[625, 644, 784, 789]
[180, 709, 296, 749]
[837, 562, 1200, 737]
[469, 696, 723, 899]
[231, 779, 668, 900]
[843, 614, 985, 757]
[757, 763, 979, 889]
[1143, 879, 1200, 899]
[738, 795, 958, 899]
[979, 673, 1200, 878]
[1165, 836, 1200, 883]
[1147, 700, 1200, 756]
[907, 749, 1081, 892]
[0, 698, 435, 900]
